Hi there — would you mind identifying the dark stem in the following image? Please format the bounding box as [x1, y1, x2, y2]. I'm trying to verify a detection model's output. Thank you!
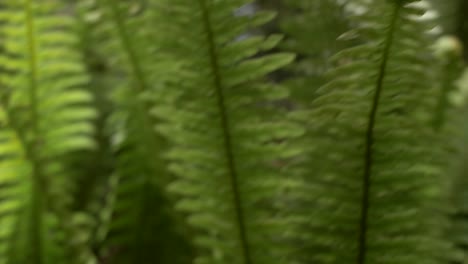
[197, 1, 252, 263]
[24, 1, 46, 263]
[357, 3, 401, 264]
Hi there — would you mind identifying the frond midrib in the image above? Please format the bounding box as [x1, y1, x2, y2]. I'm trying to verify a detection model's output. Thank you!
[358, 3, 402, 264]
[103, 0, 163, 177]
[24, 1, 45, 263]
[105, 0, 147, 93]
[103, 1, 171, 260]
[104, 0, 161, 153]
[197, 1, 252, 263]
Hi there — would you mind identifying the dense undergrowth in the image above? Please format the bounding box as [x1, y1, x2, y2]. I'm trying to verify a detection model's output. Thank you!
[0, 0, 466, 263]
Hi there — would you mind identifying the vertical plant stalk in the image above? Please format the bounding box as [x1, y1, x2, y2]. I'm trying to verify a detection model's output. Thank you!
[105, 0, 146, 93]
[103, 0, 172, 261]
[24, 0, 45, 263]
[197, 0, 252, 263]
[358, 3, 401, 264]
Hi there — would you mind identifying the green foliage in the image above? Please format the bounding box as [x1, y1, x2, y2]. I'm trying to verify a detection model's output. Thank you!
[74, 0, 193, 263]
[0, 1, 96, 263]
[451, 68, 468, 264]
[295, 0, 460, 263]
[0, 0, 465, 264]
[0, 107, 30, 263]
[273, 0, 353, 104]
[150, 1, 302, 263]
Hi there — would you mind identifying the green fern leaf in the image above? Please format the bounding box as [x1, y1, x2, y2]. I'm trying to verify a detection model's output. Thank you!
[0, 106, 30, 264]
[0, 1, 96, 263]
[75, 0, 194, 262]
[151, 1, 302, 263]
[298, 0, 456, 263]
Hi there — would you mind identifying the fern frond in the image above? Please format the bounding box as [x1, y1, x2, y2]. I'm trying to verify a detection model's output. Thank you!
[75, 0, 194, 262]
[0, 106, 30, 264]
[0, 1, 96, 263]
[151, 1, 302, 263]
[297, 0, 455, 263]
